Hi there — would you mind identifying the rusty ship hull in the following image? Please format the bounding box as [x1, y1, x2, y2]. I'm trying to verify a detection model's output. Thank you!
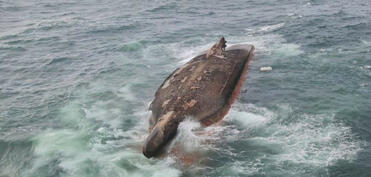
[143, 44, 255, 158]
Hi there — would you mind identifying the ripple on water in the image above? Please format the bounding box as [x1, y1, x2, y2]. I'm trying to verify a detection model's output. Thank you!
[0, 45, 27, 52]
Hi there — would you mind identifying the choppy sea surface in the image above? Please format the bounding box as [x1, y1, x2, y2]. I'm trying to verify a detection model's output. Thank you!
[1, 0, 371, 176]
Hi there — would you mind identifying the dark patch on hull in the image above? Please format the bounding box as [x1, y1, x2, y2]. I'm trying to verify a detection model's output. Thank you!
[143, 44, 255, 158]
[201, 45, 255, 126]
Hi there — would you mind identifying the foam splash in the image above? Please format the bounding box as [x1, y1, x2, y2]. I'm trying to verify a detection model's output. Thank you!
[245, 23, 284, 32]
[173, 43, 213, 65]
[169, 119, 203, 153]
[24, 81, 362, 177]
[228, 34, 303, 59]
[272, 43, 304, 57]
[153, 23, 303, 70]
[165, 118, 230, 168]
[216, 103, 362, 176]
[258, 23, 285, 32]
[26, 102, 181, 177]
[228, 109, 270, 129]
[24, 75, 181, 177]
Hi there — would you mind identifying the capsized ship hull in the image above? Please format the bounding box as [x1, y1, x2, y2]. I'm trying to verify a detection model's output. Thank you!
[143, 43, 255, 158]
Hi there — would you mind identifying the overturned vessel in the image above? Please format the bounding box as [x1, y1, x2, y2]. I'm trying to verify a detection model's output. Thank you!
[143, 37, 255, 158]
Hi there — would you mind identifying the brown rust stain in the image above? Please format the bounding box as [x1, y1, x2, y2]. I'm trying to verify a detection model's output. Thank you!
[188, 99, 197, 107]
[186, 62, 207, 87]
[189, 65, 196, 72]
[162, 99, 171, 108]
[181, 77, 188, 83]
[182, 99, 197, 110]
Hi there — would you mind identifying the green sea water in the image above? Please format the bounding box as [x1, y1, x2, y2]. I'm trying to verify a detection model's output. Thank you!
[0, 0, 370, 176]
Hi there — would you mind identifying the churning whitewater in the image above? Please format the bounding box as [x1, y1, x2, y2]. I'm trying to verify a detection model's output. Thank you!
[1, 0, 370, 177]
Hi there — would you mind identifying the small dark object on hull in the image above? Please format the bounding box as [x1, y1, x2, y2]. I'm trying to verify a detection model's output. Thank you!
[143, 37, 255, 158]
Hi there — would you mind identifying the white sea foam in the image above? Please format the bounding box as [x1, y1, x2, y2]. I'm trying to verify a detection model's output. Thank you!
[228, 33, 303, 59]
[259, 23, 285, 32]
[25, 74, 181, 177]
[26, 79, 362, 177]
[217, 103, 363, 175]
[169, 119, 203, 153]
[173, 43, 213, 65]
[117, 83, 136, 101]
[167, 117, 230, 156]
[272, 43, 304, 57]
[27, 103, 181, 177]
[228, 109, 270, 129]
[245, 23, 285, 33]
[162, 24, 303, 71]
